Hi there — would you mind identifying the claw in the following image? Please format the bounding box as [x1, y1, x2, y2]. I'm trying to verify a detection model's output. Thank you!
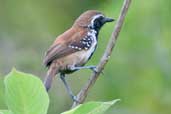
[90, 66, 98, 73]
[68, 65, 104, 75]
[90, 66, 104, 75]
[71, 95, 80, 103]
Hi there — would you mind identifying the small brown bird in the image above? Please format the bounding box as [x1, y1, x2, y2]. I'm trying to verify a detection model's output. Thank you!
[43, 10, 114, 101]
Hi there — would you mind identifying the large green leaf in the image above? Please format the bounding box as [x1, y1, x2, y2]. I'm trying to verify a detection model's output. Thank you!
[0, 110, 13, 114]
[62, 99, 120, 114]
[4, 69, 49, 114]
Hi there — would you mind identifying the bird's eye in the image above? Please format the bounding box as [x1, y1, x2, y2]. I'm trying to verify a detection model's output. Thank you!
[98, 16, 104, 20]
[91, 15, 104, 29]
[94, 19, 101, 28]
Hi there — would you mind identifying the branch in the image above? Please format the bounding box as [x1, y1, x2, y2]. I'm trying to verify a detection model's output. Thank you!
[72, 0, 132, 108]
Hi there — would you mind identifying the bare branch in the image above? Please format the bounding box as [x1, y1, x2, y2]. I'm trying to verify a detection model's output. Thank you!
[72, 0, 132, 108]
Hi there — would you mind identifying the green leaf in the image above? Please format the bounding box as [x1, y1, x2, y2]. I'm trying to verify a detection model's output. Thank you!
[4, 69, 49, 114]
[62, 99, 120, 114]
[0, 110, 13, 114]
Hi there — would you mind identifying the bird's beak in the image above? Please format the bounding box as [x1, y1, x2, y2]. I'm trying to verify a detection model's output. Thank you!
[103, 17, 115, 23]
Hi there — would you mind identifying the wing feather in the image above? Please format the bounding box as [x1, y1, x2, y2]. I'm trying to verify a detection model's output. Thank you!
[43, 28, 88, 67]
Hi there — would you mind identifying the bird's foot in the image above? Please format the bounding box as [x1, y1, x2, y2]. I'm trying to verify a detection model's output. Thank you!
[89, 66, 98, 73]
[68, 65, 104, 74]
[71, 95, 80, 103]
[89, 66, 105, 75]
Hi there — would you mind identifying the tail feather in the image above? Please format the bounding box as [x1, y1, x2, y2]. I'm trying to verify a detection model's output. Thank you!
[44, 64, 58, 91]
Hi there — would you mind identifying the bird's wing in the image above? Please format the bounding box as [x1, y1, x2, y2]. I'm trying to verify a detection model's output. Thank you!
[43, 28, 89, 67]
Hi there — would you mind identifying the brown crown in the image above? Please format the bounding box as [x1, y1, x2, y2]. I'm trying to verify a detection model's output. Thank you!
[73, 10, 103, 27]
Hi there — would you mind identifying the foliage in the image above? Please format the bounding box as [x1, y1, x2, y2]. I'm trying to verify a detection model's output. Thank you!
[0, 69, 49, 114]
[62, 100, 120, 114]
[0, 0, 171, 114]
[0, 69, 119, 114]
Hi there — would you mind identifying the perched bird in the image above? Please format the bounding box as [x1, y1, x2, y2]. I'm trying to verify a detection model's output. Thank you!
[43, 10, 114, 101]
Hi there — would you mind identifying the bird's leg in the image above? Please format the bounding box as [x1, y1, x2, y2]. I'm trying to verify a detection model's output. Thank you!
[60, 73, 79, 103]
[69, 65, 98, 73]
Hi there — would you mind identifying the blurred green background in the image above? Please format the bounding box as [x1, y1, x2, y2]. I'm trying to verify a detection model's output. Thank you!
[0, 0, 170, 114]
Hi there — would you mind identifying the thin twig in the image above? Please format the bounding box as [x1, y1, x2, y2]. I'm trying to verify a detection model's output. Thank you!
[72, 0, 132, 108]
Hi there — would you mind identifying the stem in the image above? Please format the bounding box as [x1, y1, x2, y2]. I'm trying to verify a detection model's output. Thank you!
[72, 0, 132, 108]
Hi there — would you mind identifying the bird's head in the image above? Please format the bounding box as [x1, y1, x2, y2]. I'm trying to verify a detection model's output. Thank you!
[73, 10, 114, 31]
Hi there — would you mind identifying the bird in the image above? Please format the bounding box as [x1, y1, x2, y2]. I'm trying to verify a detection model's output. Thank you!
[43, 10, 114, 102]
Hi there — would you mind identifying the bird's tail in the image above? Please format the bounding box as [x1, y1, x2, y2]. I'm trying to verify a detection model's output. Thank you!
[44, 64, 59, 91]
